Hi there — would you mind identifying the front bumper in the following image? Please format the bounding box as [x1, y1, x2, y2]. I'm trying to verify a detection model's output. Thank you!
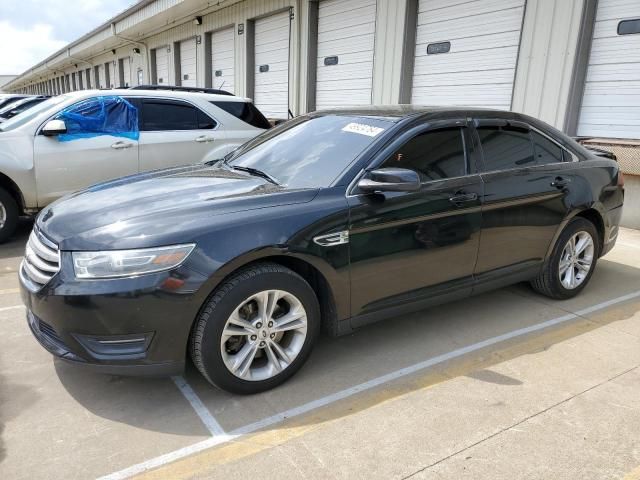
[19, 255, 210, 376]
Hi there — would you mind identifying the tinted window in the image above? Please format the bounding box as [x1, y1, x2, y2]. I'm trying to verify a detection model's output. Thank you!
[227, 115, 389, 188]
[142, 100, 217, 131]
[211, 101, 271, 129]
[381, 128, 466, 180]
[532, 131, 563, 165]
[477, 127, 535, 171]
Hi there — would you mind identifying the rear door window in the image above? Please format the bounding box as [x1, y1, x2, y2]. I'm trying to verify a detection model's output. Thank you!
[477, 126, 535, 171]
[531, 131, 564, 165]
[211, 100, 271, 129]
[381, 128, 467, 181]
[141, 99, 217, 131]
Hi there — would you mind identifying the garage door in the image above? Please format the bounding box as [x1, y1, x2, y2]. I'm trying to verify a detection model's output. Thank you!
[180, 39, 197, 87]
[411, 0, 526, 109]
[210, 27, 235, 93]
[120, 57, 131, 87]
[254, 11, 290, 119]
[577, 0, 640, 139]
[107, 62, 115, 88]
[154, 47, 168, 84]
[315, 0, 376, 110]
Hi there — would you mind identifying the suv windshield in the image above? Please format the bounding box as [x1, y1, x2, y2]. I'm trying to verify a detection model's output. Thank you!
[0, 96, 68, 132]
[226, 115, 390, 188]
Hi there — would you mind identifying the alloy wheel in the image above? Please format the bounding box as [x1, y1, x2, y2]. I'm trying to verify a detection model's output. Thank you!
[558, 231, 594, 289]
[220, 289, 308, 381]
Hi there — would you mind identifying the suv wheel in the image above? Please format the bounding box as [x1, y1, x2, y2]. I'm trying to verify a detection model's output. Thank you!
[190, 262, 320, 394]
[0, 188, 19, 243]
[531, 217, 600, 299]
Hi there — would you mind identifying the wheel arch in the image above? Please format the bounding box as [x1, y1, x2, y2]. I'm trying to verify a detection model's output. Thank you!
[193, 249, 346, 339]
[0, 171, 25, 214]
[545, 206, 606, 261]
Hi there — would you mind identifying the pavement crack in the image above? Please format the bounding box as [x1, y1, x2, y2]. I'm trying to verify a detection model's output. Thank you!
[400, 364, 640, 480]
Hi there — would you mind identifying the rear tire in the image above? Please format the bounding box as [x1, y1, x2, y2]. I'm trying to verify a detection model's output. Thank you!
[190, 262, 320, 394]
[530, 217, 599, 299]
[0, 188, 19, 243]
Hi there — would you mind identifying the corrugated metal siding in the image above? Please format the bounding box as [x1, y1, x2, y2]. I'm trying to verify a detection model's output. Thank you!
[577, 0, 640, 139]
[315, 0, 376, 109]
[411, 0, 526, 109]
[116, 0, 184, 32]
[371, 0, 407, 104]
[511, 0, 585, 129]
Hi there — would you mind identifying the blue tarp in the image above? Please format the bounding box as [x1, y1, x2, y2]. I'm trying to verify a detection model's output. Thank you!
[55, 96, 139, 142]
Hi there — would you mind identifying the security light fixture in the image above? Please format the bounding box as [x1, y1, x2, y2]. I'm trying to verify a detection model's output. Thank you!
[132, 47, 141, 55]
[193, 16, 203, 26]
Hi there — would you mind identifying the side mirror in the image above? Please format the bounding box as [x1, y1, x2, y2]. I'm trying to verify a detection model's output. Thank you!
[357, 168, 421, 193]
[41, 119, 67, 136]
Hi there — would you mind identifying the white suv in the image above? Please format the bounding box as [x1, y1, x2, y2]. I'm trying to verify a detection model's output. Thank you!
[0, 88, 271, 241]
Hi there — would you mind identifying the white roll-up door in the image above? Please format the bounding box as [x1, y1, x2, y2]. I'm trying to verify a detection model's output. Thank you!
[108, 62, 115, 88]
[155, 47, 169, 84]
[211, 27, 235, 93]
[121, 57, 131, 87]
[315, 0, 376, 110]
[411, 0, 525, 109]
[180, 39, 197, 87]
[254, 11, 290, 119]
[577, 0, 640, 139]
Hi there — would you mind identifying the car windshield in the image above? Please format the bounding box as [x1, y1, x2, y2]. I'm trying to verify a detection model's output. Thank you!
[0, 95, 68, 132]
[226, 115, 390, 188]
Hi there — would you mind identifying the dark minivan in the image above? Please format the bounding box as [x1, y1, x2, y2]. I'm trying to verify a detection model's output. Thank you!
[20, 106, 624, 394]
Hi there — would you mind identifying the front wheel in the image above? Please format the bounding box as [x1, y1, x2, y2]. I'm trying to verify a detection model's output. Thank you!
[531, 217, 600, 299]
[190, 263, 320, 394]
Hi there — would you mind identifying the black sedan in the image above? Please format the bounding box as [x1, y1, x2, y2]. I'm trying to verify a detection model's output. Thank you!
[20, 107, 624, 394]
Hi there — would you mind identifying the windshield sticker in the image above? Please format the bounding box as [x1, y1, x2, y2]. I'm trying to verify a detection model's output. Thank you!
[342, 122, 385, 137]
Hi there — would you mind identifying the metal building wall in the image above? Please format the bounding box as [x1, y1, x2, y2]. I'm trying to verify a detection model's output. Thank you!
[511, 0, 586, 130]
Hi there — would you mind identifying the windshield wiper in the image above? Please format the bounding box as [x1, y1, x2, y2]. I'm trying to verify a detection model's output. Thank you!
[230, 165, 281, 186]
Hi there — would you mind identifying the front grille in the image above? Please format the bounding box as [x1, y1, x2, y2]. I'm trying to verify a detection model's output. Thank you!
[22, 228, 60, 289]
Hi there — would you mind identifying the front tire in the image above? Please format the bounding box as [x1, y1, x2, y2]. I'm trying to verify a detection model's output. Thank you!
[531, 217, 600, 299]
[190, 262, 321, 394]
[0, 188, 19, 243]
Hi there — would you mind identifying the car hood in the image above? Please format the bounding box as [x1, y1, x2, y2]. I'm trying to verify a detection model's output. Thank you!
[37, 164, 320, 250]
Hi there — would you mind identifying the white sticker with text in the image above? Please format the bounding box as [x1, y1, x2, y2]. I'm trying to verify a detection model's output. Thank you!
[341, 122, 385, 137]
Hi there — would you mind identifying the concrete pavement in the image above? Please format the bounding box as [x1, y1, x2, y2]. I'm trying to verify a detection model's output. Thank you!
[1, 224, 640, 479]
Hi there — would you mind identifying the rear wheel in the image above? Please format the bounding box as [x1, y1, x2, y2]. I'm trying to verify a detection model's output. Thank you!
[531, 217, 599, 299]
[0, 188, 19, 243]
[190, 262, 320, 394]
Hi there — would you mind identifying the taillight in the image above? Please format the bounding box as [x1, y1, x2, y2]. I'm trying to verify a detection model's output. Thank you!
[618, 171, 625, 188]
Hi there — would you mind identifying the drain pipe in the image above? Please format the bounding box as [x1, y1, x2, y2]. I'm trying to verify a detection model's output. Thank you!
[111, 23, 152, 85]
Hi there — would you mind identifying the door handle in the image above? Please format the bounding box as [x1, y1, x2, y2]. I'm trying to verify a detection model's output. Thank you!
[195, 135, 215, 143]
[111, 141, 133, 150]
[449, 192, 478, 205]
[551, 176, 571, 188]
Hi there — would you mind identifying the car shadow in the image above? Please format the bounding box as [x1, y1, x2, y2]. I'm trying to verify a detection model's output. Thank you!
[52, 258, 640, 440]
[0, 219, 32, 260]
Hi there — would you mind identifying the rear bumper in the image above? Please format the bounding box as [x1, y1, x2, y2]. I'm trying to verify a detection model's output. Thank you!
[602, 204, 623, 257]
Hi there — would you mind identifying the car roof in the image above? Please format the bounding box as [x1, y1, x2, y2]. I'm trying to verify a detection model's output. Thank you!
[311, 105, 506, 122]
[62, 89, 251, 103]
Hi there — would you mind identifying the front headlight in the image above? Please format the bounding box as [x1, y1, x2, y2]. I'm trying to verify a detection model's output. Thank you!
[72, 244, 196, 279]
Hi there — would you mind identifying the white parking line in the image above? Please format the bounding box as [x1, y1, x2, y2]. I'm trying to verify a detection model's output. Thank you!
[0, 305, 24, 313]
[171, 375, 226, 437]
[99, 289, 640, 480]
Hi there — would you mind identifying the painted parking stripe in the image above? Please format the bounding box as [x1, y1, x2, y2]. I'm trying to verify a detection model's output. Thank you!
[99, 289, 640, 480]
[171, 376, 226, 437]
[0, 305, 24, 313]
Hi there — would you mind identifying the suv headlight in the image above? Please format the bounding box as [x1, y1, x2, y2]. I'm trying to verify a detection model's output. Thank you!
[72, 244, 196, 279]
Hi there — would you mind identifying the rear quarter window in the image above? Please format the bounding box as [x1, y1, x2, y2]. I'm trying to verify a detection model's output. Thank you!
[211, 101, 271, 129]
